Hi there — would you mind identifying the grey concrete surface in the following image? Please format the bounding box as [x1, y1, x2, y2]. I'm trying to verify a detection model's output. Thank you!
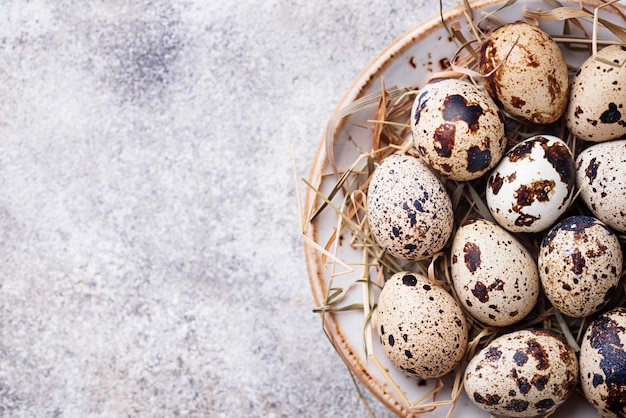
[0, 1, 452, 416]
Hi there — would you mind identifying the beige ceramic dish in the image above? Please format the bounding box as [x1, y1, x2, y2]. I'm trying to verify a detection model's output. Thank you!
[304, 0, 626, 416]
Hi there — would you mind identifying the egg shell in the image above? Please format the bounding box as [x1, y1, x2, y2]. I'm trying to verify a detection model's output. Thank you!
[486, 135, 575, 233]
[566, 45, 626, 142]
[451, 218, 539, 327]
[464, 328, 578, 417]
[579, 307, 626, 418]
[411, 79, 506, 181]
[480, 22, 569, 125]
[539, 216, 623, 318]
[375, 272, 468, 379]
[575, 139, 626, 233]
[366, 153, 453, 261]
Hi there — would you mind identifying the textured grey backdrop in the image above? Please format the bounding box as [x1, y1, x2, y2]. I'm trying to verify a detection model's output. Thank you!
[0, 0, 452, 416]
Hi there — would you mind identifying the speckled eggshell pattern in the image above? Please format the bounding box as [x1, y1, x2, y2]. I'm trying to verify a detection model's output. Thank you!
[566, 45, 626, 142]
[464, 329, 579, 417]
[366, 153, 453, 261]
[580, 308, 626, 418]
[411, 79, 506, 181]
[486, 135, 575, 233]
[480, 22, 569, 125]
[375, 272, 468, 379]
[575, 140, 626, 233]
[539, 216, 623, 318]
[450, 218, 539, 327]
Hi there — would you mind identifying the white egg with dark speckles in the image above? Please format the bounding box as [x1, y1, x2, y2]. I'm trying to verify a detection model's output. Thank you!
[451, 218, 539, 327]
[375, 272, 468, 379]
[575, 139, 626, 233]
[580, 307, 626, 418]
[486, 135, 575, 233]
[464, 329, 578, 417]
[539, 216, 623, 318]
[411, 79, 506, 180]
[366, 154, 453, 261]
[566, 45, 626, 142]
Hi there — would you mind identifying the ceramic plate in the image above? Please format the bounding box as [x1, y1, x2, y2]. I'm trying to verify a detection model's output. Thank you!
[304, 0, 626, 416]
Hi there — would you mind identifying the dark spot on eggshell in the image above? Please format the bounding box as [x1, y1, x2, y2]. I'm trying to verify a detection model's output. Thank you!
[593, 373, 604, 387]
[504, 399, 529, 412]
[474, 392, 501, 406]
[563, 283, 572, 291]
[467, 146, 492, 172]
[535, 398, 556, 412]
[587, 314, 626, 417]
[388, 334, 395, 347]
[575, 106, 584, 118]
[489, 172, 505, 195]
[433, 123, 455, 157]
[405, 350, 413, 359]
[413, 94, 429, 125]
[514, 350, 528, 366]
[601, 103, 622, 124]
[585, 157, 600, 185]
[442, 94, 483, 132]
[402, 274, 417, 286]
[570, 249, 586, 275]
[485, 346, 502, 361]
[510, 96, 526, 109]
[463, 242, 481, 273]
[514, 213, 540, 227]
[541, 139, 574, 187]
[526, 338, 550, 370]
[517, 376, 532, 394]
[532, 374, 549, 391]
[472, 281, 489, 303]
[514, 180, 555, 209]
[508, 140, 535, 162]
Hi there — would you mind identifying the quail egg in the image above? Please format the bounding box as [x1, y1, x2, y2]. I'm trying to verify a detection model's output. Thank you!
[451, 218, 539, 327]
[580, 307, 626, 418]
[486, 135, 575, 233]
[465, 328, 578, 417]
[480, 22, 569, 124]
[375, 271, 468, 379]
[566, 45, 626, 142]
[575, 139, 626, 233]
[366, 153, 453, 260]
[539, 216, 623, 318]
[411, 78, 506, 180]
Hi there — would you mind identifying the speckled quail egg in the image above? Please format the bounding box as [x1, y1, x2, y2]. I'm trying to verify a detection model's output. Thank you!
[411, 79, 506, 180]
[539, 216, 623, 318]
[576, 139, 626, 233]
[366, 153, 453, 261]
[464, 328, 579, 417]
[580, 307, 626, 418]
[486, 135, 575, 233]
[480, 22, 569, 125]
[375, 271, 468, 379]
[451, 218, 539, 327]
[566, 45, 626, 142]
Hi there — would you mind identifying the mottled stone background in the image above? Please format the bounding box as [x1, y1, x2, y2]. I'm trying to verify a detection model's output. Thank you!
[0, 0, 450, 416]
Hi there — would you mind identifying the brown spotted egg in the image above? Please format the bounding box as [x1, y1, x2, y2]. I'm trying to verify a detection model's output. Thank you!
[580, 307, 626, 418]
[411, 79, 506, 180]
[480, 22, 569, 125]
[539, 216, 623, 318]
[566, 45, 626, 142]
[375, 271, 468, 379]
[464, 329, 578, 417]
[486, 135, 575, 233]
[366, 153, 453, 261]
[576, 139, 626, 233]
[451, 218, 539, 327]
